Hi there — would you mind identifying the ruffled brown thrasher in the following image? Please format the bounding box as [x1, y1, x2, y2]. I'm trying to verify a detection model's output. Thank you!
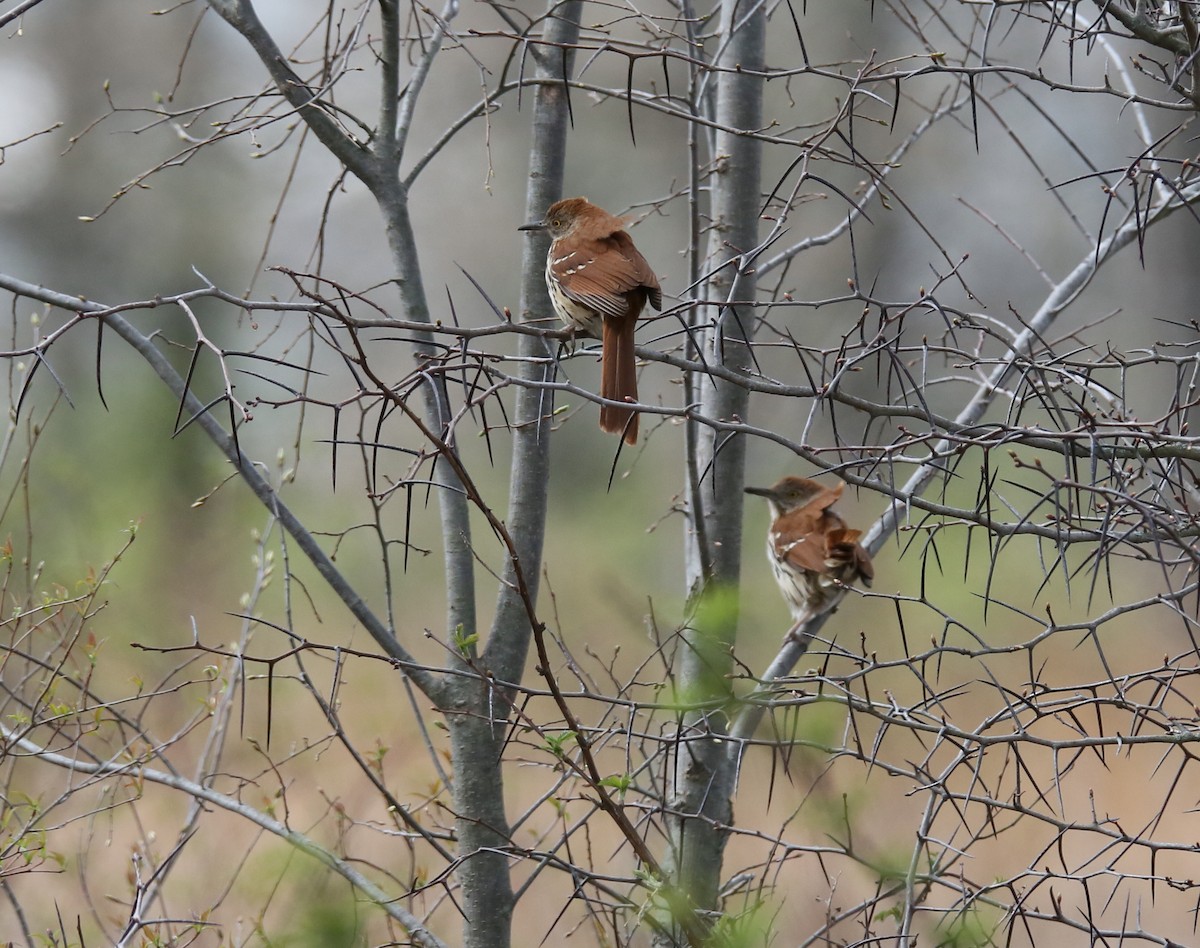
[744, 476, 874, 621]
[520, 197, 662, 445]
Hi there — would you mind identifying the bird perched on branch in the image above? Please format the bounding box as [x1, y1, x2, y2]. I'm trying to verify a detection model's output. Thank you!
[744, 476, 874, 623]
[519, 197, 662, 445]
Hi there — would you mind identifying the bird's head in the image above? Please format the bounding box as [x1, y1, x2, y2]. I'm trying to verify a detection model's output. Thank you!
[745, 476, 841, 514]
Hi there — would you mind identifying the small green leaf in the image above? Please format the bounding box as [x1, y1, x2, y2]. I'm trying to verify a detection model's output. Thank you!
[543, 730, 577, 757]
[599, 773, 633, 795]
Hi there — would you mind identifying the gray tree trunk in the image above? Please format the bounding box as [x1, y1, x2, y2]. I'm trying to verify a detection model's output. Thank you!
[667, 0, 767, 936]
[446, 4, 583, 946]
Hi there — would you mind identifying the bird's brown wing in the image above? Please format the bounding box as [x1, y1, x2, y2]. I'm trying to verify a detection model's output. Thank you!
[554, 233, 661, 318]
[824, 527, 874, 586]
[770, 509, 835, 575]
[803, 482, 845, 513]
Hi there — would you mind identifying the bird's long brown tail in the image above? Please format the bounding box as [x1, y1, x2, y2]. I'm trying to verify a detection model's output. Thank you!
[600, 314, 638, 445]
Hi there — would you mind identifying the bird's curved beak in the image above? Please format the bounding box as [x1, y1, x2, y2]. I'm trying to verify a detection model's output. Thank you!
[744, 485, 772, 497]
[518, 220, 546, 232]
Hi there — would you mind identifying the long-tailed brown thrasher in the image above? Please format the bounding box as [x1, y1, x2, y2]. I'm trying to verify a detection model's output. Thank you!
[519, 197, 662, 445]
[744, 476, 874, 622]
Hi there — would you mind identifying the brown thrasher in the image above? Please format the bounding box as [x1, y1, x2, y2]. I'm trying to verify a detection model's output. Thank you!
[745, 476, 874, 621]
[519, 197, 662, 444]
